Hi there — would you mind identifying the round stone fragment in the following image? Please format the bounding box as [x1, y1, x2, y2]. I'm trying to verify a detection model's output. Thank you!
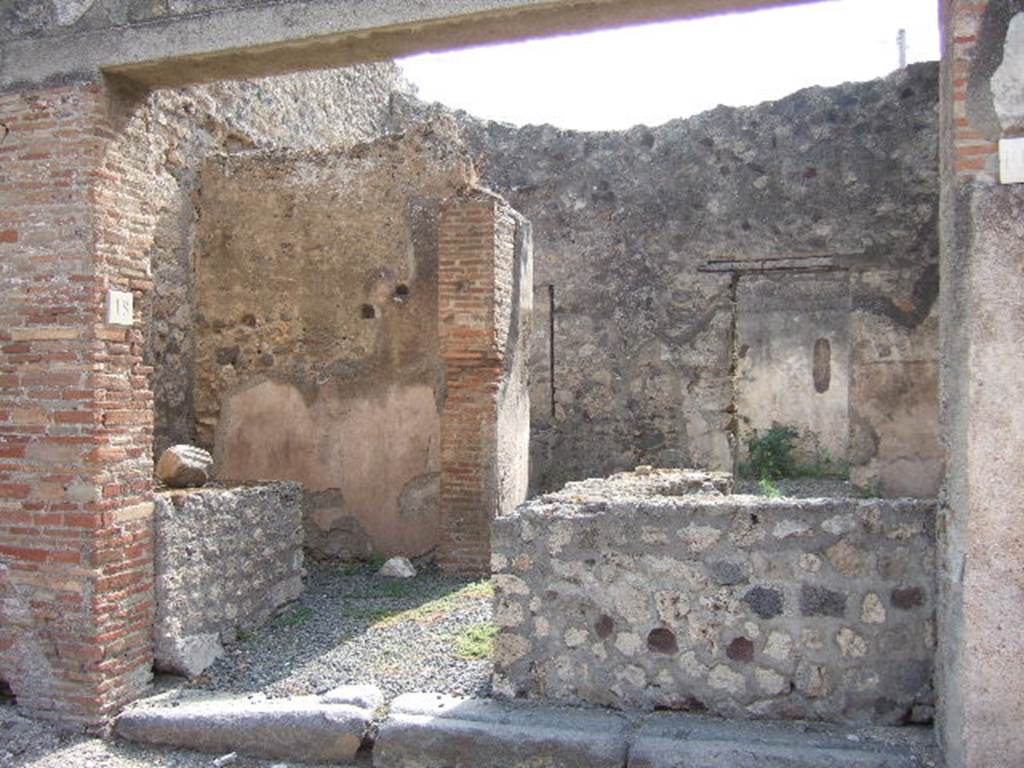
[156, 444, 213, 488]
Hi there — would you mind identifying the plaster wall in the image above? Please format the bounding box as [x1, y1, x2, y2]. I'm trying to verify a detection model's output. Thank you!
[936, 3, 1024, 766]
[495, 220, 534, 519]
[136, 63, 405, 458]
[400, 62, 941, 495]
[735, 272, 851, 464]
[195, 129, 475, 558]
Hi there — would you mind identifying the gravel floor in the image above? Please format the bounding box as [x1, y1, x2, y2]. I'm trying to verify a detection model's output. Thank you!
[189, 562, 494, 700]
[4, 562, 492, 767]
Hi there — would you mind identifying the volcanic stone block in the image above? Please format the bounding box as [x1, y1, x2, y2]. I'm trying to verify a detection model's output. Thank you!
[153, 483, 304, 677]
[116, 694, 372, 763]
[373, 693, 630, 768]
[155, 444, 213, 488]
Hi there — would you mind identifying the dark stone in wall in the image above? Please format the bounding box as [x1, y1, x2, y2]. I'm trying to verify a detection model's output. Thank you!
[744, 586, 784, 619]
[891, 586, 926, 610]
[800, 585, 848, 618]
[726, 636, 754, 662]
[647, 627, 678, 654]
[709, 560, 747, 586]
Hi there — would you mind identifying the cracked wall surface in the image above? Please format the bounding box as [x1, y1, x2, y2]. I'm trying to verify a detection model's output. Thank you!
[139, 63, 405, 459]
[397, 61, 941, 495]
[194, 127, 476, 559]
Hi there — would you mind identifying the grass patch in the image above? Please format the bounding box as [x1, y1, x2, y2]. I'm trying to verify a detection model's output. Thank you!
[452, 622, 497, 660]
[332, 553, 390, 577]
[369, 579, 493, 629]
[367, 580, 416, 599]
[272, 606, 314, 629]
[758, 477, 783, 499]
[853, 480, 883, 498]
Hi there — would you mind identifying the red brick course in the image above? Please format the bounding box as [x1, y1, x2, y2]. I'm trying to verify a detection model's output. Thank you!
[437, 192, 518, 575]
[0, 80, 154, 728]
[945, 0, 998, 182]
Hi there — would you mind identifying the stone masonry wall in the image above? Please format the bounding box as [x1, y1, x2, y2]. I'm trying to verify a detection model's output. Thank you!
[195, 127, 476, 560]
[396, 62, 941, 496]
[492, 470, 936, 725]
[142, 63, 405, 459]
[153, 482, 303, 678]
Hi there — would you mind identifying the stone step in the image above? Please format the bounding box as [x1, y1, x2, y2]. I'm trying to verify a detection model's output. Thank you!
[115, 690, 375, 764]
[372, 692, 632, 768]
[373, 694, 941, 768]
[630, 712, 941, 768]
[115, 689, 942, 768]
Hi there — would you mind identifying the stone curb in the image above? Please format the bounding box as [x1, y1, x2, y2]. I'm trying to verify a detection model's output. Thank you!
[115, 693, 374, 764]
[629, 712, 932, 768]
[114, 690, 938, 767]
[373, 695, 937, 768]
[373, 693, 631, 768]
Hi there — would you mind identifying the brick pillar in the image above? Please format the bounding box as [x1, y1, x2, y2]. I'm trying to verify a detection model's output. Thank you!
[938, 2, 1024, 766]
[437, 190, 530, 575]
[0, 80, 155, 728]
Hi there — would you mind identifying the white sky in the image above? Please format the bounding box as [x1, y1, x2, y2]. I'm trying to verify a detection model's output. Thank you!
[398, 0, 941, 130]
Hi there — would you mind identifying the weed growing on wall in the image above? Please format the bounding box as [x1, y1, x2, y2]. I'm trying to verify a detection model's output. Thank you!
[739, 423, 850, 481]
[741, 424, 799, 479]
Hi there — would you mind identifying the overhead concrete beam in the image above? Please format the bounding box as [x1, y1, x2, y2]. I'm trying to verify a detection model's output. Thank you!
[0, 0, 822, 91]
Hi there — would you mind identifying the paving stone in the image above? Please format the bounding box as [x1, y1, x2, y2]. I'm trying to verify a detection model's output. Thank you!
[628, 713, 939, 768]
[115, 693, 372, 764]
[320, 683, 384, 710]
[373, 693, 630, 768]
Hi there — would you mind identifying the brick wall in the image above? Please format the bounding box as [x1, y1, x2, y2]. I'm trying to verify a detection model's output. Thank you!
[437, 190, 530, 575]
[946, 0, 998, 181]
[0, 80, 155, 728]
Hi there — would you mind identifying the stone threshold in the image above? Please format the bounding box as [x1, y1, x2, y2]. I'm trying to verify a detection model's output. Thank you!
[115, 687, 942, 767]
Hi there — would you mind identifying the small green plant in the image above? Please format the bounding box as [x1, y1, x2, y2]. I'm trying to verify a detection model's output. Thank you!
[854, 480, 883, 498]
[743, 424, 799, 480]
[371, 580, 415, 599]
[452, 622, 498, 660]
[236, 628, 253, 644]
[366, 579, 493, 628]
[758, 477, 783, 498]
[335, 561, 365, 576]
[272, 606, 313, 629]
[798, 432, 850, 480]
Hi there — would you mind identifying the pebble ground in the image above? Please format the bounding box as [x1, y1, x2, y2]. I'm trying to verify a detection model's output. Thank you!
[4, 562, 493, 767]
[191, 562, 493, 700]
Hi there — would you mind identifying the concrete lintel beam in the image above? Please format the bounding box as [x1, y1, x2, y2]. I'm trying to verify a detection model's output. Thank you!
[1, 0, 817, 91]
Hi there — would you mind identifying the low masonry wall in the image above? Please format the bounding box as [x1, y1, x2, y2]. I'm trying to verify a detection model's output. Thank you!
[491, 470, 936, 725]
[153, 482, 305, 677]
